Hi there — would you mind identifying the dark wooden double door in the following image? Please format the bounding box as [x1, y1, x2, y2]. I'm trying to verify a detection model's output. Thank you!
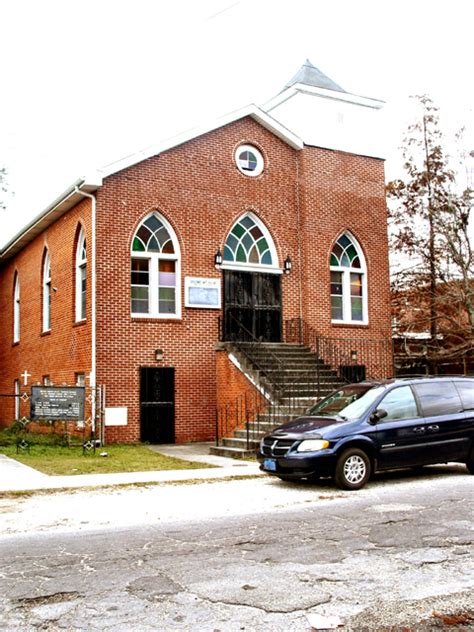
[223, 270, 282, 342]
[140, 367, 175, 444]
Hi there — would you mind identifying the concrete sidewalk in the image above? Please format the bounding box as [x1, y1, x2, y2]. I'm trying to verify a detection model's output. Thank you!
[0, 443, 263, 493]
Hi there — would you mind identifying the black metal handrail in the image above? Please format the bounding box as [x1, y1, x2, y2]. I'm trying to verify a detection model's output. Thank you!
[218, 313, 289, 400]
[285, 318, 394, 380]
[215, 317, 394, 449]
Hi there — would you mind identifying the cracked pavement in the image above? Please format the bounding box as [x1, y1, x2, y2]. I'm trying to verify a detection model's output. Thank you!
[0, 464, 472, 630]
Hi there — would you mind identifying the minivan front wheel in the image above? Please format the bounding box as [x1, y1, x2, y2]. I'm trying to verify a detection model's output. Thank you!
[335, 448, 371, 490]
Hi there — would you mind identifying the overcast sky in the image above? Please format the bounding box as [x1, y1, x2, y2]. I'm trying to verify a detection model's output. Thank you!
[0, 0, 473, 247]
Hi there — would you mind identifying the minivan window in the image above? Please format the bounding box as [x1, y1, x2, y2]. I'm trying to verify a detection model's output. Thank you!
[413, 381, 462, 417]
[308, 384, 386, 420]
[378, 386, 419, 421]
[454, 381, 474, 411]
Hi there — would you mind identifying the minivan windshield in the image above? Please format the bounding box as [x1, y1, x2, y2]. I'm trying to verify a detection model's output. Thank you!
[308, 384, 386, 420]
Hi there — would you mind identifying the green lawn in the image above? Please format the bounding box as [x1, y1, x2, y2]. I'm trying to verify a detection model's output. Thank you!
[0, 442, 215, 476]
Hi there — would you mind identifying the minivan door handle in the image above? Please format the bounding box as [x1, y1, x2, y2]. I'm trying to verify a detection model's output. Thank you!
[427, 425, 439, 433]
[413, 426, 426, 434]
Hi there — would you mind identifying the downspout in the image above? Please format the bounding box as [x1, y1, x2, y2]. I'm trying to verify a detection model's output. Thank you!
[74, 186, 97, 430]
[295, 151, 304, 342]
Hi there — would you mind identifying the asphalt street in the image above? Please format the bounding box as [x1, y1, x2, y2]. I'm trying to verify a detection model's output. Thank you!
[0, 465, 472, 631]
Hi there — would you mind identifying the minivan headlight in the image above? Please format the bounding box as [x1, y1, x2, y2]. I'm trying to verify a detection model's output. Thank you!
[296, 439, 330, 452]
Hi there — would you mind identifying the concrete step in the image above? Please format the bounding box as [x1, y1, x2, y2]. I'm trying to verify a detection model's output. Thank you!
[233, 423, 286, 439]
[209, 445, 257, 460]
[279, 397, 319, 407]
[238, 343, 308, 351]
[216, 342, 346, 457]
[261, 367, 337, 376]
[220, 436, 263, 450]
[243, 354, 323, 364]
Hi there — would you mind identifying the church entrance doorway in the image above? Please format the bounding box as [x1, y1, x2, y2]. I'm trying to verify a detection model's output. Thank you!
[140, 367, 175, 443]
[223, 270, 282, 342]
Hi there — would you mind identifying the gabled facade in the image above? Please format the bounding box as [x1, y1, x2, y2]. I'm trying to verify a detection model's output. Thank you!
[0, 61, 392, 443]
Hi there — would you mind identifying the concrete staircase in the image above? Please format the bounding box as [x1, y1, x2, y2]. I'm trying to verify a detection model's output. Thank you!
[211, 342, 346, 459]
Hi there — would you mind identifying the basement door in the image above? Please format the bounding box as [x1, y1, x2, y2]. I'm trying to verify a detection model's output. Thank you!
[223, 270, 282, 342]
[140, 367, 175, 444]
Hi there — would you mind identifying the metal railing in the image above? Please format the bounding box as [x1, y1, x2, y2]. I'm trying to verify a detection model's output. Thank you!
[218, 314, 288, 400]
[215, 391, 267, 449]
[215, 317, 394, 449]
[285, 318, 394, 381]
[0, 384, 105, 452]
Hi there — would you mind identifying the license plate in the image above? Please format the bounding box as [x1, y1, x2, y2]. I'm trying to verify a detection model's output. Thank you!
[263, 458, 277, 472]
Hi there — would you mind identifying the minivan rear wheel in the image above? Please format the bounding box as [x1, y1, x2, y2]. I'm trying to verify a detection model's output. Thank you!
[335, 448, 371, 490]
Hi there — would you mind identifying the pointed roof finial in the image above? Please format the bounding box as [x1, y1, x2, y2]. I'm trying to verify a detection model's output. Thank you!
[285, 59, 346, 93]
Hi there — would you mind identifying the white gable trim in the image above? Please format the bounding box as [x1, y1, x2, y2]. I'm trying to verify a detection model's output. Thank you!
[1, 106, 302, 262]
[265, 83, 385, 113]
[0, 178, 102, 262]
[98, 104, 303, 179]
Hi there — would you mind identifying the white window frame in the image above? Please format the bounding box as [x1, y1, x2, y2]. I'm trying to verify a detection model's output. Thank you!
[75, 229, 87, 322]
[330, 233, 368, 325]
[13, 274, 20, 343]
[14, 379, 20, 420]
[42, 251, 51, 332]
[131, 213, 181, 319]
[75, 372, 86, 386]
[221, 212, 281, 274]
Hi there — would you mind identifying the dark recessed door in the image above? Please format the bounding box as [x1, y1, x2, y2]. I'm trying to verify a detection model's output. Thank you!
[223, 270, 282, 342]
[140, 367, 175, 444]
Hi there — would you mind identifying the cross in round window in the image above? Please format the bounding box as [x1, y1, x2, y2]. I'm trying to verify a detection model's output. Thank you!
[235, 145, 264, 177]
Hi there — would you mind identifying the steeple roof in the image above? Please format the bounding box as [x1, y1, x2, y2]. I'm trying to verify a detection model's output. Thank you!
[285, 59, 346, 93]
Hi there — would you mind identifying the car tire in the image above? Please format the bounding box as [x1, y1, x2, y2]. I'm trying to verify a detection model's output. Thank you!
[335, 448, 371, 490]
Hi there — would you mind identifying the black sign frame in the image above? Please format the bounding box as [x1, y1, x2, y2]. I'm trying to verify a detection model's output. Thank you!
[30, 386, 85, 421]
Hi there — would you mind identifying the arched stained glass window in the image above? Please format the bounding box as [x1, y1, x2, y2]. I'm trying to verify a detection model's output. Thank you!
[13, 274, 20, 343]
[223, 214, 274, 267]
[132, 214, 175, 254]
[42, 251, 51, 332]
[330, 233, 367, 323]
[131, 212, 180, 318]
[330, 234, 361, 269]
[75, 228, 87, 321]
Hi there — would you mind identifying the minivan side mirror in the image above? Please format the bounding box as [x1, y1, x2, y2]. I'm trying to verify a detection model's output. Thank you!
[368, 408, 388, 425]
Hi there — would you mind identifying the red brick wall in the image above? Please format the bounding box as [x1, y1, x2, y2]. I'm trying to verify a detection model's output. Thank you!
[0, 116, 392, 440]
[297, 147, 392, 377]
[0, 200, 92, 426]
[96, 117, 301, 443]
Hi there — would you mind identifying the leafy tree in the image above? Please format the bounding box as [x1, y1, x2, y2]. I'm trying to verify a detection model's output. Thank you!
[0, 166, 7, 212]
[387, 95, 473, 373]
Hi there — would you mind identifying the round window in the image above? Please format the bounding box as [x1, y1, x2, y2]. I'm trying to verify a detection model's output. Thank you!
[235, 144, 264, 177]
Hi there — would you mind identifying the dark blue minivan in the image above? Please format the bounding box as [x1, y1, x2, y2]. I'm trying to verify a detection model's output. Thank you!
[257, 377, 474, 490]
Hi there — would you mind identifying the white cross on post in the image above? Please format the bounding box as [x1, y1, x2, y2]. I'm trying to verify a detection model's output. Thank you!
[21, 370, 31, 386]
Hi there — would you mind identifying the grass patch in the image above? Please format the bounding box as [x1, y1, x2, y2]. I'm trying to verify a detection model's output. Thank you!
[0, 438, 216, 476]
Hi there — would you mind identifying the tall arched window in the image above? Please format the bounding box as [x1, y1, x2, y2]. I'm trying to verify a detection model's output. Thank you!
[14, 379, 20, 420]
[131, 212, 181, 317]
[75, 228, 87, 321]
[223, 212, 278, 271]
[13, 274, 20, 343]
[330, 233, 367, 323]
[42, 250, 52, 331]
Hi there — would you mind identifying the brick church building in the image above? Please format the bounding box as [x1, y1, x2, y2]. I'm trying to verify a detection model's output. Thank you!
[0, 61, 393, 445]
